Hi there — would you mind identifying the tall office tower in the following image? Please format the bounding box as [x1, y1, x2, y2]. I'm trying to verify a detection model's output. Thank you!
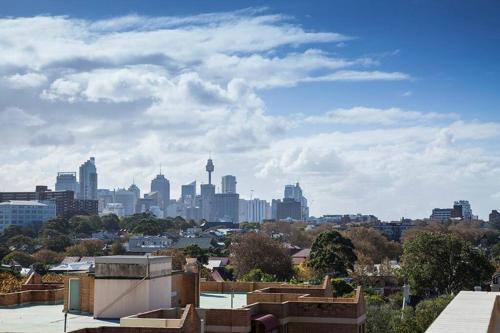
[181, 181, 196, 207]
[214, 193, 239, 223]
[97, 189, 113, 213]
[151, 173, 170, 210]
[239, 198, 270, 223]
[221, 175, 237, 194]
[284, 182, 309, 220]
[200, 183, 215, 221]
[79, 157, 98, 200]
[453, 200, 473, 220]
[114, 188, 137, 216]
[206, 158, 214, 185]
[128, 183, 140, 201]
[55, 172, 79, 197]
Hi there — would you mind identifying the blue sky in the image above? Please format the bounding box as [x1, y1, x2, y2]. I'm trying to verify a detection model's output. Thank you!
[0, 1, 499, 219]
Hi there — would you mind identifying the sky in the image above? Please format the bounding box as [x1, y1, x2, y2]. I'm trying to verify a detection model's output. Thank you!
[0, 0, 499, 220]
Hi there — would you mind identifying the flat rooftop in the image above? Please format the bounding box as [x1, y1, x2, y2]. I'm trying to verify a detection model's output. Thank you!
[200, 292, 247, 309]
[0, 304, 119, 333]
[425, 291, 500, 333]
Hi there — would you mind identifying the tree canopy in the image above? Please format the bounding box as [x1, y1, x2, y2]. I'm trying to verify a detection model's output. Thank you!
[401, 231, 495, 298]
[230, 232, 293, 281]
[307, 231, 357, 277]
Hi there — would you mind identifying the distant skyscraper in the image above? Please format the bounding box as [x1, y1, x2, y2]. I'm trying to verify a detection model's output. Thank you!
[128, 183, 140, 201]
[79, 157, 98, 200]
[55, 172, 79, 196]
[214, 193, 239, 223]
[454, 200, 473, 220]
[276, 198, 301, 221]
[200, 183, 215, 221]
[114, 188, 137, 216]
[221, 175, 237, 194]
[239, 198, 270, 223]
[284, 183, 309, 219]
[181, 180, 196, 200]
[151, 173, 170, 210]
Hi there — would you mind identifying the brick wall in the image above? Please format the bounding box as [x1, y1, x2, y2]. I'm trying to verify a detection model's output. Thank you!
[0, 288, 63, 307]
[63, 275, 95, 313]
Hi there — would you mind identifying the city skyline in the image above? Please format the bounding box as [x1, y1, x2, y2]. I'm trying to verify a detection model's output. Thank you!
[0, 1, 499, 220]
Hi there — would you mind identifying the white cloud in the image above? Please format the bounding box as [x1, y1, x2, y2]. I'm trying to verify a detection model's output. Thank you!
[0, 10, 498, 220]
[305, 107, 458, 126]
[4, 72, 47, 88]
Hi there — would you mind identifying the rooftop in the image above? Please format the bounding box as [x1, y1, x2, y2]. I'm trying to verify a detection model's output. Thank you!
[200, 292, 247, 309]
[425, 291, 500, 333]
[0, 304, 119, 333]
[0, 200, 49, 206]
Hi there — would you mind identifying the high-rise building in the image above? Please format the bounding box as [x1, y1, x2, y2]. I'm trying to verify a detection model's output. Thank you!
[453, 200, 473, 220]
[221, 175, 237, 194]
[214, 193, 239, 223]
[239, 198, 270, 223]
[114, 188, 137, 216]
[276, 198, 302, 221]
[0, 186, 96, 217]
[430, 208, 453, 221]
[97, 189, 114, 213]
[181, 181, 196, 207]
[200, 183, 215, 221]
[182, 181, 196, 199]
[150, 173, 170, 210]
[284, 183, 309, 219]
[128, 183, 140, 201]
[489, 210, 500, 226]
[79, 157, 98, 200]
[55, 172, 79, 197]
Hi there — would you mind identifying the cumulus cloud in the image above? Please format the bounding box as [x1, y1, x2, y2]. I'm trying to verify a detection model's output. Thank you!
[4, 72, 47, 88]
[0, 9, 498, 220]
[305, 107, 459, 126]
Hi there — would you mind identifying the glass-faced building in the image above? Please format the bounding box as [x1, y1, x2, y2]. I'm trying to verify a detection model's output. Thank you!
[0, 200, 56, 232]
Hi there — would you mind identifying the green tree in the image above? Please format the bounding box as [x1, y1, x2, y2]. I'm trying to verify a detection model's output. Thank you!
[7, 235, 36, 253]
[33, 249, 64, 265]
[401, 231, 495, 298]
[101, 214, 120, 232]
[415, 295, 453, 332]
[43, 233, 72, 252]
[65, 240, 104, 257]
[2, 251, 35, 267]
[230, 232, 293, 281]
[241, 268, 278, 282]
[110, 240, 126, 255]
[307, 231, 357, 277]
[183, 245, 209, 265]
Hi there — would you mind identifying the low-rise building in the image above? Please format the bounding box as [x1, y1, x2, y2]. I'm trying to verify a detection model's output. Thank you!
[0, 200, 56, 232]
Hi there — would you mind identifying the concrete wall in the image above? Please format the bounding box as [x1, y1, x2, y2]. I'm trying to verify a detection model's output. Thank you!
[94, 276, 171, 319]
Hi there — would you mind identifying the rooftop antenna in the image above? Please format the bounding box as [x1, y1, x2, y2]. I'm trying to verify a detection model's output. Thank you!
[250, 189, 254, 200]
[159, 163, 162, 175]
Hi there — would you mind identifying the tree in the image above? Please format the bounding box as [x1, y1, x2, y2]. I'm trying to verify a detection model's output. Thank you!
[343, 227, 401, 263]
[241, 268, 278, 282]
[415, 295, 453, 332]
[41, 217, 70, 235]
[307, 231, 357, 277]
[33, 249, 64, 265]
[101, 214, 120, 232]
[183, 245, 209, 265]
[43, 233, 72, 252]
[230, 232, 293, 281]
[401, 231, 495, 298]
[69, 215, 101, 236]
[2, 251, 35, 267]
[110, 241, 126, 255]
[7, 235, 36, 253]
[65, 240, 104, 257]
[153, 249, 186, 270]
